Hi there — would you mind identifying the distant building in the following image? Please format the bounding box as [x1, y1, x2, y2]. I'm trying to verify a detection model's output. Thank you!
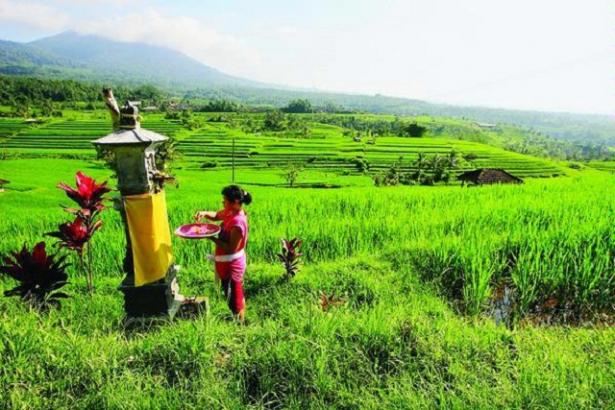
[474, 122, 497, 129]
[457, 169, 523, 186]
[167, 102, 189, 111]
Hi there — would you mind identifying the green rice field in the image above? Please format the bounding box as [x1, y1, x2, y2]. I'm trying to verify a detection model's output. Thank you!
[587, 160, 615, 173]
[0, 112, 613, 409]
[0, 114, 564, 178]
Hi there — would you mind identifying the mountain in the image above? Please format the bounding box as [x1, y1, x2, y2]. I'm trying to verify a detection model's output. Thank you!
[0, 31, 263, 88]
[0, 31, 613, 145]
[0, 38, 80, 76]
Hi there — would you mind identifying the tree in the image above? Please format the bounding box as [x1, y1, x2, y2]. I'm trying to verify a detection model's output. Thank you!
[321, 102, 345, 113]
[199, 99, 240, 112]
[411, 152, 427, 182]
[128, 84, 164, 106]
[13, 96, 30, 118]
[283, 163, 303, 187]
[41, 99, 54, 117]
[282, 99, 313, 113]
[401, 122, 426, 138]
[263, 110, 287, 131]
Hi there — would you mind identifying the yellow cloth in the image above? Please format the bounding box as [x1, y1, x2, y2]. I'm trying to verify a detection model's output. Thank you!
[124, 191, 173, 287]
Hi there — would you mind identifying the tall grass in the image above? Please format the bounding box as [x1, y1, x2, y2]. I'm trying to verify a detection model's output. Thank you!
[1, 159, 613, 316]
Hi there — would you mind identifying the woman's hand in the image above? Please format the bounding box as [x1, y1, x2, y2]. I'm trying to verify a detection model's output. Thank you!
[194, 211, 217, 221]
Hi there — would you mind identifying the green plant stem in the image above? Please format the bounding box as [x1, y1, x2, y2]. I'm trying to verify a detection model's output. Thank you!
[86, 242, 93, 295]
[77, 249, 87, 293]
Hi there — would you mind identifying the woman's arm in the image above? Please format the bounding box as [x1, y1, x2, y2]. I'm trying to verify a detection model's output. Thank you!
[208, 226, 243, 254]
[194, 210, 222, 221]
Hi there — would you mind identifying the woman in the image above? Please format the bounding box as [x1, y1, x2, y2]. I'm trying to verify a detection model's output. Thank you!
[194, 185, 251, 321]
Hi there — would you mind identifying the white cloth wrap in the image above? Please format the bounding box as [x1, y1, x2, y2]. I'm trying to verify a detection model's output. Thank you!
[206, 248, 245, 263]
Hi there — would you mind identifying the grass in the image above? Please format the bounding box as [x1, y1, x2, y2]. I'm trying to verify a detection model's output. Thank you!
[0, 113, 613, 408]
[1, 268, 613, 409]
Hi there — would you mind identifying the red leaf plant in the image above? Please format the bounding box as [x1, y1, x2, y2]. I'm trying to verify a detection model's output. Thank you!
[47, 217, 101, 254]
[57, 171, 111, 213]
[0, 241, 69, 309]
[49, 171, 109, 294]
[277, 238, 303, 279]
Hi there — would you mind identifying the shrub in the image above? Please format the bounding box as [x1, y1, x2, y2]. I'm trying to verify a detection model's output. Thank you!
[48, 172, 109, 293]
[0, 241, 69, 309]
[282, 163, 303, 187]
[278, 238, 303, 279]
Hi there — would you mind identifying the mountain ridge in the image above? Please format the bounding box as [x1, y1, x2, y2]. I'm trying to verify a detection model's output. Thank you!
[0, 31, 613, 145]
[1, 31, 265, 88]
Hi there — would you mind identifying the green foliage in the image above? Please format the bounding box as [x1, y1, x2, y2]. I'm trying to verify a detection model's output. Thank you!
[195, 99, 242, 112]
[352, 157, 370, 173]
[282, 163, 303, 187]
[263, 110, 287, 131]
[373, 151, 462, 186]
[397, 120, 427, 138]
[155, 136, 182, 171]
[0, 75, 167, 108]
[282, 99, 313, 113]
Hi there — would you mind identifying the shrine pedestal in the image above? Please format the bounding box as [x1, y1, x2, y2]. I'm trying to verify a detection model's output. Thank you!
[119, 264, 182, 319]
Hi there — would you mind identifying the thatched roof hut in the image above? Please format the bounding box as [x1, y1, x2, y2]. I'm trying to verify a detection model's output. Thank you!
[457, 169, 523, 186]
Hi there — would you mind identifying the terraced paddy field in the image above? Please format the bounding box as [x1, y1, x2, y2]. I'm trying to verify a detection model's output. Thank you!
[0, 116, 182, 151]
[176, 122, 564, 178]
[587, 160, 615, 173]
[0, 118, 34, 142]
[0, 158, 613, 409]
[1, 114, 566, 179]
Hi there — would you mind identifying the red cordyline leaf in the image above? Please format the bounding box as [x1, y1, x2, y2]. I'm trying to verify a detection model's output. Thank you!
[57, 171, 110, 210]
[0, 241, 70, 307]
[32, 241, 47, 266]
[279, 237, 303, 277]
[46, 217, 93, 252]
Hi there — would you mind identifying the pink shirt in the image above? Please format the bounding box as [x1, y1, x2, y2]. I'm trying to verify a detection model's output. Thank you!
[214, 209, 248, 267]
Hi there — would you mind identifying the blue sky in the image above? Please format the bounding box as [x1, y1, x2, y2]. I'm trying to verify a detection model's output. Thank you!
[0, 0, 613, 115]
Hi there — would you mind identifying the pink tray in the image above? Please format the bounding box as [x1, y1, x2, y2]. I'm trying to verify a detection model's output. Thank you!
[174, 223, 221, 239]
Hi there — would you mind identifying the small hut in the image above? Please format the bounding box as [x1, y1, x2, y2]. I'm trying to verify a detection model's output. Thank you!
[474, 121, 497, 129]
[0, 179, 9, 192]
[457, 168, 523, 186]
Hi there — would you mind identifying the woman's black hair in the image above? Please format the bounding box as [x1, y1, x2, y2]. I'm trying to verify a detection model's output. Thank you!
[222, 184, 252, 205]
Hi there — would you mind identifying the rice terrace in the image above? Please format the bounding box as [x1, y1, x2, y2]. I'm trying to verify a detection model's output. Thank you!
[0, 2, 614, 410]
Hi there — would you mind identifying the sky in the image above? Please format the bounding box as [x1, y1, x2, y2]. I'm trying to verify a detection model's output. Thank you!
[0, 0, 613, 115]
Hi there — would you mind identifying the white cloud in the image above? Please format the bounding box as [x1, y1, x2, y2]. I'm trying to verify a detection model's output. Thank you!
[0, 1, 262, 79]
[54, 0, 136, 4]
[0, 0, 70, 30]
[74, 9, 262, 78]
[1, 0, 612, 113]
